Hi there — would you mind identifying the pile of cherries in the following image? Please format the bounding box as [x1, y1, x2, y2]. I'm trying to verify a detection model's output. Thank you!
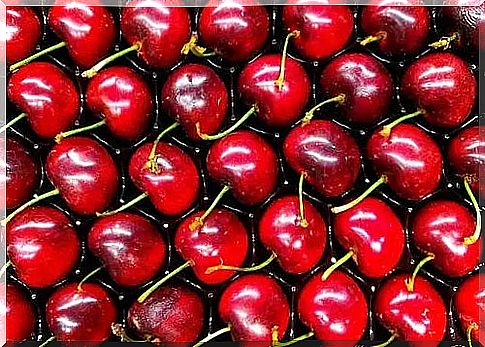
[3, 0, 484, 346]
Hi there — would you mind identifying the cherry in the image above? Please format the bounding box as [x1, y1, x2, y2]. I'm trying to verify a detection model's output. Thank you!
[88, 212, 166, 287]
[359, 0, 430, 57]
[455, 274, 484, 345]
[282, 0, 354, 61]
[2, 284, 36, 341]
[6, 7, 41, 65]
[319, 53, 394, 124]
[161, 64, 228, 141]
[7, 62, 80, 139]
[7, 206, 80, 288]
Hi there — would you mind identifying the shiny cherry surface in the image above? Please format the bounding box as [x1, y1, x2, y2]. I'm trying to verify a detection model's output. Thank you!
[455, 274, 485, 343]
[6, 7, 41, 65]
[3, 284, 36, 341]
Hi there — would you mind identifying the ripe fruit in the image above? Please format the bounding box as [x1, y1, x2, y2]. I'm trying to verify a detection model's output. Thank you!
[6, 7, 41, 65]
[455, 274, 484, 345]
[2, 284, 36, 341]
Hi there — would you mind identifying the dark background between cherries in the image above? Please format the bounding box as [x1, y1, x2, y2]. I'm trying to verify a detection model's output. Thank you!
[5, 3, 484, 344]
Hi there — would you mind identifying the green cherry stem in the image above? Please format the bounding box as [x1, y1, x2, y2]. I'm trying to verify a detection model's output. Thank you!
[321, 250, 354, 281]
[81, 43, 141, 78]
[405, 254, 435, 292]
[205, 252, 277, 275]
[9, 42, 66, 72]
[189, 185, 230, 230]
[0, 261, 12, 278]
[55, 119, 106, 143]
[372, 333, 397, 347]
[463, 177, 481, 246]
[467, 322, 479, 347]
[96, 192, 149, 217]
[274, 30, 300, 91]
[181, 35, 216, 58]
[429, 32, 459, 50]
[77, 266, 103, 292]
[379, 109, 424, 138]
[359, 31, 387, 46]
[274, 331, 315, 347]
[298, 172, 308, 228]
[38, 336, 56, 347]
[146, 122, 180, 173]
[301, 94, 346, 125]
[0, 113, 27, 134]
[331, 176, 387, 214]
[2, 189, 60, 226]
[192, 326, 232, 347]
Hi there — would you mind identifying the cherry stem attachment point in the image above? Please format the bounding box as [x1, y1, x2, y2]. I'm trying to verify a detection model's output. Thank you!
[0, 261, 12, 278]
[298, 172, 308, 228]
[274, 331, 315, 347]
[301, 94, 346, 125]
[464, 177, 481, 245]
[205, 252, 277, 275]
[372, 333, 397, 347]
[111, 323, 146, 343]
[55, 119, 106, 143]
[429, 32, 459, 50]
[190, 185, 230, 231]
[81, 43, 141, 78]
[274, 30, 300, 91]
[192, 326, 232, 347]
[272, 326, 280, 346]
[360, 32, 387, 46]
[0, 113, 27, 134]
[2, 188, 60, 226]
[77, 266, 103, 292]
[146, 122, 180, 173]
[181, 34, 216, 58]
[380, 109, 424, 138]
[405, 254, 435, 292]
[96, 192, 149, 217]
[38, 336, 56, 347]
[331, 176, 387, 214]
[467, 322, 479, 347]
[321, 250, 354, 281]
[9, 41, 66, 72]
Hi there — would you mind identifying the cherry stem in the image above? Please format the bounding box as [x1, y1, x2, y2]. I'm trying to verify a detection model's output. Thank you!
[81, 43, 141, 78]
[112, 323, 146, 343]
[274, 30, 300, 91]
[189, 185, 230, 231]
[321, 250, 354, 281]
[96, 192, 149, 217]
[146, 122, 180, 173]
[405, 254, 435, 292]
[2, 188, 60, 226]
[0, 261, 12, 278]
[9, 42, 66, 72]
[380, 109, 424, 138]
[0, 113, 27, 134]
[360, 32, 386, 46]
[181, 34, 216, 58]
[38, 336, 56, 347]
[197, 105, 258, 141]
[301, 94, 346, 125]
[192, 326, 232, 347]
[137, 260, 192, 304]
[463, 177, 481, 245]
[331, 176, 387, 214]
[429, 32, 459, 50]
[274, 331, 315, 347]
[467, 322, 479, 347]
[205, 252, 277, 275]
[298, 172, 308, 228]
[272, 326, 279, 346]
[77, 266, 103, 292]
[372, 333, 397, 347]
[55, 119, 106, 143]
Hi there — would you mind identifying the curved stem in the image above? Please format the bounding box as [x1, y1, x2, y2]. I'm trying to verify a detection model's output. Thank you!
[81, 43, 141, 78]
[380, 110, 424, 137]
[205, 252, 276, 275]
[2, 188, 60, 226]
[145, 122, 179, 173]
[192, 326, 231, 347]
[111, 323, 146, 343]
[274, 331, 314, 347]
[331, 176, 387, 214]
[274, 30, 300, 91]
[360, 32, 387, 46]
[9, 42, 66, 72]
[372, 334, 397, 347]
[467, 322, 479, 347]
[181, 34, 216, 58]
[301, 94, 346, 125]
[0, 261, 12, 278]
[77, 266, 103, 292]
[38, 336, 56, 347]
[429, 32, 459, 50]
[137, 260, 192, 303]
[321, 250, 354, 281]
[464, 177, 481, 245]
[298, 172, 308, 228]
[0, 113, 27, 133]
[197, 106, 257, 141]
[96, 192, 148, 217]
[55, 119, 106, 143]
[405, 254, 435, 292]
[190, 185, 230, 231]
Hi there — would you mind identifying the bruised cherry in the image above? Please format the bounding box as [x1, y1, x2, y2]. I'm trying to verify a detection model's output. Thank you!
[6, 7, 41, 65]
[454, 274, 484, 345]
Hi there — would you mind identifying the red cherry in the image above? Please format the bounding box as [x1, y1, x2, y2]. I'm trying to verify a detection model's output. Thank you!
[2, 284, 36, 341]
[455, 274, 484, 345]
[6, 7, 41, 65]
[7, 206, 80, 288]
[88, 212, 166, 287]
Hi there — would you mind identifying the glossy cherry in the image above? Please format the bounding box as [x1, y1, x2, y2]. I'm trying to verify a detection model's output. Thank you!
[455, 274, 485, 344]
[88, 213, 166, 287]
[2, 284, 36, 341]
[6, 7, 41, 65]
[7, 206, 80, 288]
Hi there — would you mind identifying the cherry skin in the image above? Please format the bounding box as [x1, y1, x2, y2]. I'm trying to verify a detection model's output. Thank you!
[298, 270, 368, 345]
[48, 0, 116, 68]
[206, 130, 278, 206]
[411, 200, 480, 277]
[46, 137, 119, 215]
[360, 0, 430, 57]
[88, 212, 166, 287]
[366, 124, 443, 201]
[128, 141, 200, 216]
[238, 54, 310, 127]
[320, 53, 394, 124]
[259, 196, 327, 274]
[86, 66, 153, 141]
[46, 282, 117, 342]
[374, 274, 447, 347]
[283, 120, 361, 198]
[161, 64, 228, 141]
[121, 0, 191, 69]
[128, 285, 204, 342]
[219, 274, 290, 342]
[334, 197, 405, 278]
[2, 284, 36, 341]
[401, 52, 476, 129]
[282, 0, 354, 61]
[7, 206, 80, 288]
[176, 209, 249, 285]
[8, 62, 80, 139]
[455, 274, 485, 344]
[6, 7, 41, 65]
[198, 0, 270, 64]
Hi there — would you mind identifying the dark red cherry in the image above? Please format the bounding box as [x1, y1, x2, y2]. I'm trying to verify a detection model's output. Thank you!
[367, 124, 443, 201]
[86, 66, 153, 141]
[46, 137, 119, 215]
[198, 0, 269, 63]
[2, 284, 36, 341]
[6, 7, 41, 65]
[284, 120, 361, 198]
[374, 274, 447, 347]
[7, 206, 80, 288]
[46, 282, 117, 342]
[360, 0, 430, 57]
[259, 196, 326, 274]
[320, 53, 394, 124]
[400, 52, 476, 129]
[7, 62, 80, 139]
[206, 130, 278, 206]
[455, 274, 485, 344]
[161, 64, 228, 141]
[238, 54, 310, 127]
[219, 274, 290, 342]
[333, 197, 405, 278]
[88, 213, 166, 287]
[127, 285, 205, 342]
[282, 0, 354, 61]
